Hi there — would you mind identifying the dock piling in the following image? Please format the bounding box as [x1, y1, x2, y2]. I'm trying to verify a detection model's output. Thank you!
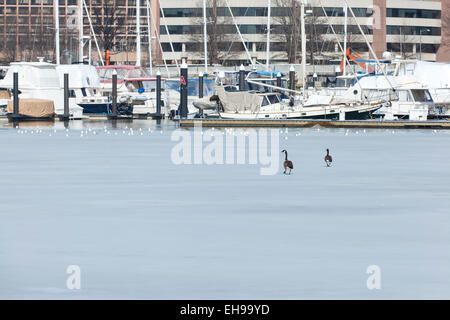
[198, 72, 204, 99]
[198, 72, 204, 117]
[13, 72, 19, 116]
[156, 70, 162, 118]
[180, 61, 188, 119]
[110, 70, 118, 119]
[239, 64, 246, 91]
[60, 73, 70, 121]
[276, 72, 282, 93]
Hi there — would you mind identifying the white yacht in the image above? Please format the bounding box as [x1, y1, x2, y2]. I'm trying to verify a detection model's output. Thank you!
[326, 59, 445, 120]
[56, 64, 112, 114]
[0, 61, 83, 118]
[392, 60, 450, 117]
[352, 75, 435, 121]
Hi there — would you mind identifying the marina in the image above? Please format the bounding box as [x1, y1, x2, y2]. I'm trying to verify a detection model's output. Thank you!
[0, 0, 449, 303]
[0, 119, 450, 299]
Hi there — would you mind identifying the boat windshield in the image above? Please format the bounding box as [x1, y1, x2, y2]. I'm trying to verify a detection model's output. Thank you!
[127, 67, 151, 79]
[267, 94, 280, 104]
[124, 80, 162, 93]
[261, 95, 279, 106]
[411, 89, 433, 103]
[98, 68, 127, 81]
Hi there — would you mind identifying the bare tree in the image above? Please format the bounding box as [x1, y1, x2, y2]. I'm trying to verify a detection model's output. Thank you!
[273, 0, 301, 63]
[92, 2, 119, 54]
[0, 34, 19, 64]
[305, 6, 326, 65]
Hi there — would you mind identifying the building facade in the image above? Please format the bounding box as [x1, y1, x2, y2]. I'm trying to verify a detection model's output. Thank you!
[158, 0, 448, 64]
[0, 0, 448, 65]
[0, 0, 158, 64]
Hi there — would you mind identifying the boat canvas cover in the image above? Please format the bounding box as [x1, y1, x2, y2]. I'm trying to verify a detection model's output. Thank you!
[56, 65, 101, 89]
[216, 86, 263, 113]
[193, 97, 217, 110]
[413, 61, 450, 89]
[7, 98, 54, 118]
[0, 91, 10, 99]
[0, 62, 60, 90]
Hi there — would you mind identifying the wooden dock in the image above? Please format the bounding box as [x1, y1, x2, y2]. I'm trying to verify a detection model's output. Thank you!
[2, 115, 449, 129]
[179, 119, 450, 129]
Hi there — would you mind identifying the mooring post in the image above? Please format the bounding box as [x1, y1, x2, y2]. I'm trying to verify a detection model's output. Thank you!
[289, 65, 295, 96]
[180, 60, 188, 119]
[276, 72, 282, 93]
[156, 70, 162, 118]
[239, 64, 246, 91]
[198, 72, 204, 117]
[111, 70, 118, 118]
[198, 72, 204, 99]
[63, 73, 69, 119]
[13, 72, 19, 116]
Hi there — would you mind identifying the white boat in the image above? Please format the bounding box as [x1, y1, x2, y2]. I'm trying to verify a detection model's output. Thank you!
[216, 86, 384, 120]
[0, 61, 83, 118]
[56, 64, 112, 114]
[324, 58, 446, 120]
[97, 65, 159, 116]
[351, 75, 435, 121]
[393, 60, 450, 117]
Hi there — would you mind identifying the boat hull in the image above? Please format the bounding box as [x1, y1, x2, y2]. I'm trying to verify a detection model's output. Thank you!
[7, 113, 55, 121]
[78, 103, 111, 114]
[220, 104, 383, 120]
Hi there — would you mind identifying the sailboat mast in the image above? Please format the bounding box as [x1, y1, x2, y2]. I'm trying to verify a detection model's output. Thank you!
[136, 0, 141, 66]
[266, 0, 271, 71]
[301, 0, 306, 95]
[343, 3, 348, 75]
[55, 0, 60, 64]
[146, 0, 153, 74]
[82, 0, 104, 66]
[79, 0, 83, 63]
[203, 0, 208, 73]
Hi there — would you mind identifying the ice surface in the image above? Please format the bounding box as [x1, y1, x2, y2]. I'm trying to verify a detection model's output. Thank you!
[0, 119, 449, 299]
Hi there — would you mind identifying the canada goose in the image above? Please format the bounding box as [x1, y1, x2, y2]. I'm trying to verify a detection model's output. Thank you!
[325, 149, 333, 167]
[281, 150, 294, 175]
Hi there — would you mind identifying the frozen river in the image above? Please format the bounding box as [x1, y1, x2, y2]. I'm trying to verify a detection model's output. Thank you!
[0, 119, 449, 299]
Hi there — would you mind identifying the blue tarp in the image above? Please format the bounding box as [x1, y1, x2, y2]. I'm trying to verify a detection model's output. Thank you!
[354, 58, 392, 64]
[256, 70, 286, 77]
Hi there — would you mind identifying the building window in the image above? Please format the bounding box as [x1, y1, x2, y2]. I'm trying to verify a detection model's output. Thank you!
[387, 26, 441, 36]
[387, 8, 441, 19]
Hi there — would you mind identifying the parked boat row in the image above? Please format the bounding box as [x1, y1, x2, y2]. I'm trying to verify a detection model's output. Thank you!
[0, 58, 449, 122]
